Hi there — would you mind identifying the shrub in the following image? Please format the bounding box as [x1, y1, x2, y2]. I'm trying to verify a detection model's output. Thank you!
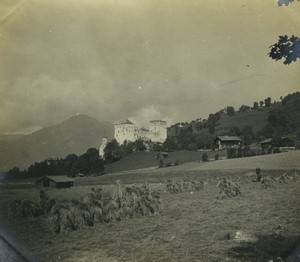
[165, 162, 172, 167]
[158, 159, 164, 168]
[202, 152, 209, 162]
[227, 148, 237, 159]
[217, 178, 241, 199]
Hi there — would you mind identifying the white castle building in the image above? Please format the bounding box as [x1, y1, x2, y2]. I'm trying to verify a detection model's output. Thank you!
[114, 119, 167, 144]
[99, 137, 108, 159]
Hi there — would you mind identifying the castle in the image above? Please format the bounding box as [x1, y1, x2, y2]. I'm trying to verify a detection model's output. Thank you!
[114, 119, 167, 144]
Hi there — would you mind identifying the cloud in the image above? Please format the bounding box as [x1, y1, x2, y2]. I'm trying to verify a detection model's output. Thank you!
[0, 0, 299, 133]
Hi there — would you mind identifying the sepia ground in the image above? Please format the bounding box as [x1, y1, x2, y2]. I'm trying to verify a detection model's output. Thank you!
[0, 151, 300, 262]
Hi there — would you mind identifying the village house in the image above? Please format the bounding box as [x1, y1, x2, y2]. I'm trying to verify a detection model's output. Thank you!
[215, 136, 242, 149]
[259, 136, 296, 151]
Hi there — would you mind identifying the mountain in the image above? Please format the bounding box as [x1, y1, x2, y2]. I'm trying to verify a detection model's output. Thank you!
[0, 115, 114, 171]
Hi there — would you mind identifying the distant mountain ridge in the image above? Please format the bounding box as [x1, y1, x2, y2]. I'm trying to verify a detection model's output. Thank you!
[0, 115, 114, 171]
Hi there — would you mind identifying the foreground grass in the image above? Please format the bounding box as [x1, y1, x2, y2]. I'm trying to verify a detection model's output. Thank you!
[0, 173, 299, 262]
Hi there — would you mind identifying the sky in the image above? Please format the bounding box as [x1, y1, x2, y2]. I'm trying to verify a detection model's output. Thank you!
[0, 0, 299, 133]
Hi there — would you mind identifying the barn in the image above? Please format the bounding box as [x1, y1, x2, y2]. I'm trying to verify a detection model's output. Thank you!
[35, 176, 74, 189]
[215, 136, 242, 149]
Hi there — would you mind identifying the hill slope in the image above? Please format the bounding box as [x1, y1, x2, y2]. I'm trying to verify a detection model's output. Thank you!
[215, 108, 271, 135]
[0, 115, 113, 171]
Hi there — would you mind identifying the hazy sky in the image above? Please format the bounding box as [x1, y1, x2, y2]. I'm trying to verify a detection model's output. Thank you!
[0, 0, 299, 133]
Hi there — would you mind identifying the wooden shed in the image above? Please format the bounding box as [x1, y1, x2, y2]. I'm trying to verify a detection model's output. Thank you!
[35, 176, 74, 189]
[215, 136, 242, 149]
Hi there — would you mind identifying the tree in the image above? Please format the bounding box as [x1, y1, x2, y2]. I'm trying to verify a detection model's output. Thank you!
[104, 139, 122, 163]
[264, 97, 272, 107]
[227, 106, 235, 116]
[202, 152, 208, 162]
[278, 0, 299, 6]
[163, 137, 177, 151]
[228, 126, 242, 136]
[269, 1, 300, 64]
[133, 139, 146, 152]
[239, 105, 250, 112]
[259, 101, 264, 107]
[253, 101, 259, 109]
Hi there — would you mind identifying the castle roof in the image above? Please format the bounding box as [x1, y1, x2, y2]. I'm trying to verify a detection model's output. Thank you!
[149, 120, 167, 123]
[115, 119, 135, 125]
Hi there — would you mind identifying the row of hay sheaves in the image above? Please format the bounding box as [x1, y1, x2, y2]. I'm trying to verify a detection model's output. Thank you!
[8, 172, 299, 233]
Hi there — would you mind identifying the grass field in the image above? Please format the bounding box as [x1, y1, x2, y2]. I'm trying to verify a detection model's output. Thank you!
[104, 150, 227, 174]
[0, 151, 299, 262]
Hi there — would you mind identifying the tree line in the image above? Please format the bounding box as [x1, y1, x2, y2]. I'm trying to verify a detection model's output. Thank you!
[4, 148, 104, 180]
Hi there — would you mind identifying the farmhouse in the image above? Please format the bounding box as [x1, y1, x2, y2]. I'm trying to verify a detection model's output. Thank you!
[260, 136, 296, 151]
[35, 176, 74, 189]
[259, 138, 273, 151]
[215, 136, 242, 149]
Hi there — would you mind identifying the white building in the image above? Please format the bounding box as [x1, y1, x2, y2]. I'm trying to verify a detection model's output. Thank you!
[149, 120, 167, 143]
[99, 137, 108, 158]
[114, 119, 167, 144]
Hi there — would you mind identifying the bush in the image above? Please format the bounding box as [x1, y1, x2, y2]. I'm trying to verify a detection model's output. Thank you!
[202, 152, 209, 162]
[227, 148, 237, 159]
[217, 178, 241, 199]
[158, 159, 164, 168]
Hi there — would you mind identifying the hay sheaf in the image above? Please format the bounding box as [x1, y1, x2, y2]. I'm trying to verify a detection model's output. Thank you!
[165, 179, 204, 194]
[217, 178, 242, 199]
[48, 182, 161, 233]
[9, 190, 56, 218]
[261, 176, 277, 189]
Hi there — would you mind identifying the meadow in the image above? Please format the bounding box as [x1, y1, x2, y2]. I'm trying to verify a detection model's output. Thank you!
[0, 151, 300, 262]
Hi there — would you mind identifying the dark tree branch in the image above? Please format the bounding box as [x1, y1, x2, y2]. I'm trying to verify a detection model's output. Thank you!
[269, 35, 300, 65]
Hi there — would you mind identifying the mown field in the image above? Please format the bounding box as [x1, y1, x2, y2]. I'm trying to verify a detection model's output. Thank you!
[0, 151, 300, 262]
[104, 149, 227, 174]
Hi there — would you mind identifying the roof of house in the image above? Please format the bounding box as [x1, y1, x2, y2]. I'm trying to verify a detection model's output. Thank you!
[36, 176, 74, 183]
[216, 136, 242, 142]
[259, 138, 273, 144]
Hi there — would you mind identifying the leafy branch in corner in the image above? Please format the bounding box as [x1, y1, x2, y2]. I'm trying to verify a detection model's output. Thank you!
[269, 35, 300, 65]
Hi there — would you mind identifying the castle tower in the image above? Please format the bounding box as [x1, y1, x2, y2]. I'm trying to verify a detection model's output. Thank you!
[99, 137, 108, 159]
[149, 120, 167, 143]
